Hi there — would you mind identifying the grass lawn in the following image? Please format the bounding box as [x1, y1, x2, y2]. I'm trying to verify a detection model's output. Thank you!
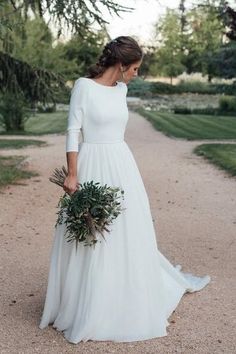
[0, 155, 39, 188]
[0, 111, 67, 135]
[137, 108, 236, 178]
[0, 139, 47, 149]
[0, 111, 65, 188]
[25, 111, 67, 134]
[194, 144, 236, 177]
[137, 108, 236, 140]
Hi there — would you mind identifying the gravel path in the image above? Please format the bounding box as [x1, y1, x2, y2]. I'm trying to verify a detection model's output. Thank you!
[0, 111, 235, 354]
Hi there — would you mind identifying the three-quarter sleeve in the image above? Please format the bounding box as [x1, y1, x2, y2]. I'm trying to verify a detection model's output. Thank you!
[66, 79, 86, 152]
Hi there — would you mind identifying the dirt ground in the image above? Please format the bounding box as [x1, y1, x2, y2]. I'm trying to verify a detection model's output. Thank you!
[0, 111, 235, 354]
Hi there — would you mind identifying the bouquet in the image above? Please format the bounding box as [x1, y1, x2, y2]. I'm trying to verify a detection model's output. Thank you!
[49, 166, 125, 250]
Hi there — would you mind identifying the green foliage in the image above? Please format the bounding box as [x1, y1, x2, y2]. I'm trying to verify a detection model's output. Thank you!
[154, 9, 185, 83]
[173, 106, 192, 114]
[221, 4, 236, 41]
[127, 77, 180, 96]
[185, 3, 224, 81]
[0, 139, 46, 149]
[178, 80, 236, 95]
[126, 77, 154, 97]
[151, 81, 181, 94]
[127, 78, 236, 97]
[0, 0, 134, 38]
[210, 42, 236, 79]
[0, 51, 65, 104]
[177, 80, 216, 94]
[193, 143, 236, 177]
[173, 106, 235, 116]
[53, 85, 71, 104]
[138, 46, 157, 78]
[11, 16, 66, 74]
[219, 96, 236, 112]
[151, 1, 229, 81]
[62, 29, 109, 80]
[0, 91, 31, 131]
[54, 179, 125, 249]
[0, 4, 65, 104]
[174, 106, 220, 115]
[213, 82, 236, 95]
[11, 16, 54, 68]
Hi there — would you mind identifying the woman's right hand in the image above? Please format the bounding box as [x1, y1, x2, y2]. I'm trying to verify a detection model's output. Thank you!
[63, 175, 79, 195]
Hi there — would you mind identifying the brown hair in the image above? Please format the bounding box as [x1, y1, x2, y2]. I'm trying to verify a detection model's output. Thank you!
[86, 36, 143, 79]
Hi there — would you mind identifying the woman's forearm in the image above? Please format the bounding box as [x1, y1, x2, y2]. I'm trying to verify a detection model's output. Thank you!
[66, 151, 78, 177]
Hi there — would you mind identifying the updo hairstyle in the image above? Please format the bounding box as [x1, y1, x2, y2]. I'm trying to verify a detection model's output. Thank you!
[86, 35, 143, 78]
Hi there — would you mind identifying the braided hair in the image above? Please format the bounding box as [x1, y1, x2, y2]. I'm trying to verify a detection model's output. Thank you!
[86, 36, 143, 79]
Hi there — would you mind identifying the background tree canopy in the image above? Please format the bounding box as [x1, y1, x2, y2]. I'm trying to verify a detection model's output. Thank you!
[0, 0, 134, 101]
[150, 0, 236, 83]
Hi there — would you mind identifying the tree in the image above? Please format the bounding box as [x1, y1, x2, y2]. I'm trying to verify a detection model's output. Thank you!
[211, 3, 236, 79]
[0, 0, 134, 98]
[221, 3, 236, 40]
[62, 29, 109, 81]
[154, 9, 185, 84]
[185, 2, 224, 81]
[1, 2, 62, 101]
[138, 45, 158, 78]
[212, 42, 236, 79]
[0, 0, 135, 131]
[179, 0, 188, 55]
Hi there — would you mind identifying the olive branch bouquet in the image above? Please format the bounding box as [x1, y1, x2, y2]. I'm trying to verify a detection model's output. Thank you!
[49, 166, 125, 250]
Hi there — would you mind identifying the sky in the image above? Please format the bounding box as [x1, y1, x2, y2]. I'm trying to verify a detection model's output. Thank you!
[96, 0, 191, 46]
[53, 0, 187, 46]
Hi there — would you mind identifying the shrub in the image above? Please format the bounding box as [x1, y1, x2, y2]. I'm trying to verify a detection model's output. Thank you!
[173, 105, 236, 116]
[0, 91, 31, 132]
[192, 107, 219, 115]
[212, 81, 236, 95]
[177, 80, 215, 94]
[177, 80, 236, 95]
[127, 78, 236, 97]
[173, 106, 218, 115]
[219, 96, 236, 112]
[127, 77, 153, 97]
[127, 77, 182, 96]
[150, 81, 180, 94]
[173, 106, 192, 114]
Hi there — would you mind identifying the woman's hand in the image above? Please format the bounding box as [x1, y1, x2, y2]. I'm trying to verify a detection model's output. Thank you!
[63, 175, 79, 195]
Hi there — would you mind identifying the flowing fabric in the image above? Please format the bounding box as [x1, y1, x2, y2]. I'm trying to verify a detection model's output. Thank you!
[39, 78, 210, 343]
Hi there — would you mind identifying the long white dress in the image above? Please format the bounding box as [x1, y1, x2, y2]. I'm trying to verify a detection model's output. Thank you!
[39, 77, 211, 343]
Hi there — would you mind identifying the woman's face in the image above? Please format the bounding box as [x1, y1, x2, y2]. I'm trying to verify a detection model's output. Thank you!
[122, 59, 142, 83]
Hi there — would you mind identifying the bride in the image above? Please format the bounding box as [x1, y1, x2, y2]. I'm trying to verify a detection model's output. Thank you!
[39, 35, 211, 343]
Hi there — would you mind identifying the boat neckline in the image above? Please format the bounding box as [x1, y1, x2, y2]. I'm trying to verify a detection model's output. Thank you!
[80, 77, 120, 88]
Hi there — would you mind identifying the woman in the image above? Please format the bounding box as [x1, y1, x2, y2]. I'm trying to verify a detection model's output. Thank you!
[39, 36, 211, 343]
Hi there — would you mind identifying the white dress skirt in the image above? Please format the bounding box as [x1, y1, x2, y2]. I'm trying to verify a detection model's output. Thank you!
[39, 77, 211, 343]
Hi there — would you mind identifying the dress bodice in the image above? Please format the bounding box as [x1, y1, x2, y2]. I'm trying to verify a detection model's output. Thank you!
[66, 77, 129, 152]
